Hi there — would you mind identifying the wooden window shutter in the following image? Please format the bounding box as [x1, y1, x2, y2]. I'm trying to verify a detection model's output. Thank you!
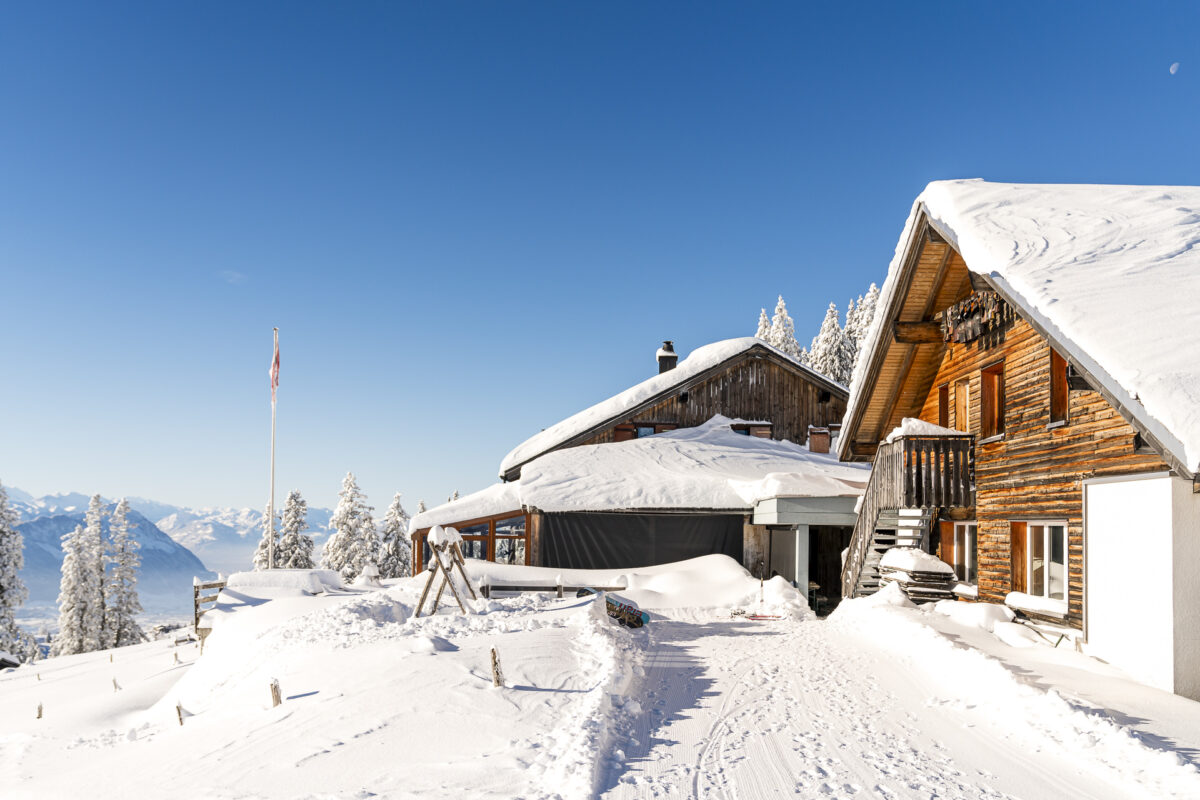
[613, 425, 635, 442]
[938, 385, 949, 428]
[1050, 349, 1068, 423]
[938, 520, 954, 564]
[1010, 521, 1027, 593]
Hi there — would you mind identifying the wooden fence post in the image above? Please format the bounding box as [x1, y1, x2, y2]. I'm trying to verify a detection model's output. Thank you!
[270, 678, 282, 708]
[490, 648, 503, 688]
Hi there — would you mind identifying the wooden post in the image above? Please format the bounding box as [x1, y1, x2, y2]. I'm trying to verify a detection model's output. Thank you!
[176, 703, 184, 726]
[270, 678, 282, 708]
[36, 702, 42, 719]
[490, 648, 503, 688]
[113, 678, 120, 693]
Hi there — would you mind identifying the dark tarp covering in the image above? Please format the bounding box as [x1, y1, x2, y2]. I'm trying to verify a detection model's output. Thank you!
[540, 512, 744, 570]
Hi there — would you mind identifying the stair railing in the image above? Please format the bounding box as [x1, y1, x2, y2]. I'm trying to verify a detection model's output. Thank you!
[840, 434, 976, 598]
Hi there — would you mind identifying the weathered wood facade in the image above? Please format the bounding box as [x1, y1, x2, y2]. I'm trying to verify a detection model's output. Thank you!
[503, 345, 846, 481]
[842, 223, 1171, 629]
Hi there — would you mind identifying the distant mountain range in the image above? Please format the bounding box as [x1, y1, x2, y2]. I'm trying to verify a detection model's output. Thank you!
[10, 489, 335, 577]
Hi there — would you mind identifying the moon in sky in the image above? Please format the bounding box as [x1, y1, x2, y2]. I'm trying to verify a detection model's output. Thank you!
[1170, 62, 1180, 75]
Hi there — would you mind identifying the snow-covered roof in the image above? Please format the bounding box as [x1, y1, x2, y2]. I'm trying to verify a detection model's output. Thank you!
[520, 415, 869, 513]
[409, 481, 523, 532]
[845, 180, 1200, 474]
[500, 337, 844, 478]
[413, 416, 870, 526]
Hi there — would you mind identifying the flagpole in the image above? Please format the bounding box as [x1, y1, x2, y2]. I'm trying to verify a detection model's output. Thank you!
[268, 327, 278, 570]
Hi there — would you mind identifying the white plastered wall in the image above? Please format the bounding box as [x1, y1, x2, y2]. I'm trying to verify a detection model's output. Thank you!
[1084, 474, 1175, 692]
[1171, 479, 1200, 700]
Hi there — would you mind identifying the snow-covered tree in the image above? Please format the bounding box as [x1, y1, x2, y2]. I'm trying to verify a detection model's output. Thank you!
[276, 490, 314, 569]
[252, 502, 280, 571]
[322, 472, 379, 581]
[0, 481, 35, 661]
[754, 308, 771, 340]
[808, 302, 854, 385]
[378, 493, 412, 579]
[52, 496, 106, 656]
[416, 499, 427, 514]
[104, 499, 144, 648]
[766, 295, 803, 360]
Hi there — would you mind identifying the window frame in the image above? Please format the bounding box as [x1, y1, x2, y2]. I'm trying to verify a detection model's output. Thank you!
[953, 521, 978, 585]
[1025, 520, 1067, 602]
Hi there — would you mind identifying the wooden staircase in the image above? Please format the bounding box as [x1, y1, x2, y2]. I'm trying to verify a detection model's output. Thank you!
[841, 435, 974, 599]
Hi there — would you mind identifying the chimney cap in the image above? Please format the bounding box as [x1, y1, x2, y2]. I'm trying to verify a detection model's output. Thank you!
[655, 340, 676, 358]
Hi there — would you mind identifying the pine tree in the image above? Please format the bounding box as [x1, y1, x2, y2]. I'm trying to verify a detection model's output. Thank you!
[766, 295, 803, 359]
[808, 302, 854, 385]
[754, 308, 771, 340]
[276, 490, 314, 569]
[252, 502, 280, 571]
[51, 497, 106, 657]
[0, 481, 35, 661]
[104, 499, 144, 648]
[378, 493, 412, 579]
[852, 282, 880, 364]
[417, 500, 427, 514]
[322, 472, 379, 581]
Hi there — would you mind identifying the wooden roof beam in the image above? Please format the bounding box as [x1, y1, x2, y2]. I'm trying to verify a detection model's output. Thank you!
[892, 321, 943, 344]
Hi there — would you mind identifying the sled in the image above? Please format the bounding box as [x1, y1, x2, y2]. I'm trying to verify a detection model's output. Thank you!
[576, 588, 650, 628]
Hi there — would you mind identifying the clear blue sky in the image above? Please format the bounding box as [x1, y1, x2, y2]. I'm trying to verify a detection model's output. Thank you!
[2, 2, 1197, 513]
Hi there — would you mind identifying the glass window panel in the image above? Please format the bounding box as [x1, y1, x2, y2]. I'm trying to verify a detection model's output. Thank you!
[1049, 525, 1066, 600]
[635, 426, 656, 438]
[459, 523, 489, 537]
[422, 539, 432, 569]
[954, 527, 967, 582]
[966, 524, 978, 584]
[494, 537, 526, 565]
[461, 537, 488, 560]
[494, 516, 525, 537]
[1030, 524, 1046, 597]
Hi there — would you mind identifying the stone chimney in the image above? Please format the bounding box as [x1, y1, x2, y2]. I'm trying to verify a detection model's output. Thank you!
[808, 426, 831, 454]
[656, 340, 678, 374]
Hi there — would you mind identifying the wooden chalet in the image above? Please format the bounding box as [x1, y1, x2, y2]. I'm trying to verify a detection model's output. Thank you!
[839, 180, 1200, 699]
[411, 338, 867, 607]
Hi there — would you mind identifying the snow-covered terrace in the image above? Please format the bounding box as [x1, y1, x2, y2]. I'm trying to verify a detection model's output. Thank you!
[844, 179, 1200, 475]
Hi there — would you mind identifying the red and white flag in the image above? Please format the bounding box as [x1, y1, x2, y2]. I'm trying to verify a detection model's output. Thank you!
[269, 329, 280, 402]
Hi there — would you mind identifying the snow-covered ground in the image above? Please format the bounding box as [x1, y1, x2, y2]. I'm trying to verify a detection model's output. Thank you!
[2, 557, 1198, 800]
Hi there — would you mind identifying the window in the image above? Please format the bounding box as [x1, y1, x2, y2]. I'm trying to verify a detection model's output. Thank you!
[493, 515, 527, 566]
[1049, 349, 1069, 425]
[937, 384, 949, 428]
[981, 362, 1005, 439]
[459, 522, 489, 560]
[954, 522, 977, 584]
[1010, 521, 1066, 600]
[954, 378, 970, 431]
[634, 425, 657, 438]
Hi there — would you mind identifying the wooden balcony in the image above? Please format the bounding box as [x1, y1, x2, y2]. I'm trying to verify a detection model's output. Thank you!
[870, 434, 975, 510]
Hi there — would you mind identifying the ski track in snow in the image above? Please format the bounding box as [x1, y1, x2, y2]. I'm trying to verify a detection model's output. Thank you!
[601, 618, 1189, 800]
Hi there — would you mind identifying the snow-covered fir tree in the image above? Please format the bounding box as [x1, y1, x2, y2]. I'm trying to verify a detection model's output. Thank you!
[754, 308, 771, 340]
[0, 481, 35, 661]
[417, 499, 427, 514]
[322, 472, 379, 581]
[807, 302, 854, 385]
[252, 502, 281, 571]
[378, 493, 412, 579]
[766, 295, 803, 359]
[51, 496, 106, 657]
[850, 282, 880, 368]
[104, 499, 144, 648]
[276, 489, 314, 569]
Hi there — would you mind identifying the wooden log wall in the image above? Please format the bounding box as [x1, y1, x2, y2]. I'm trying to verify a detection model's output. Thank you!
[914, 312, 1168, 628]
[579, 356, 846, 449]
